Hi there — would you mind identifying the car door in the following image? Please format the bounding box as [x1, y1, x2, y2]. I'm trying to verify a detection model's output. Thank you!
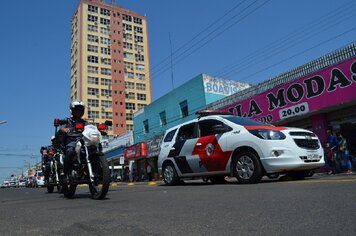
[167, 122, 200, 175]
[193, 118, 233, 173]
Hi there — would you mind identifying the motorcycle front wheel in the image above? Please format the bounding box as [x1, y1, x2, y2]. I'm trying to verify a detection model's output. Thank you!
[62, 176, 77, 199]
[89, 155, 110, 200]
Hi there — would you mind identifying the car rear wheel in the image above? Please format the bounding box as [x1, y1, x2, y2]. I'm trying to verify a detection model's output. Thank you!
[163, 162, 179, 186]
[233, 151, 263, 184]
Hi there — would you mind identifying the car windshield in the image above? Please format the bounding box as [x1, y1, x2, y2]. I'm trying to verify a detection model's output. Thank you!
[37, 172, 44, 177]
[224, 116, 270, 126]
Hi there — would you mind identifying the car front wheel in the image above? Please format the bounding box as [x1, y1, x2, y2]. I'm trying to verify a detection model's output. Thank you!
[162, 162, 179, 186]
[233, 151, 263, 184]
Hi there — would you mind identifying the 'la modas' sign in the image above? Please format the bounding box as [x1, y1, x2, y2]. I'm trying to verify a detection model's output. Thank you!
[220, 59, 356, 123]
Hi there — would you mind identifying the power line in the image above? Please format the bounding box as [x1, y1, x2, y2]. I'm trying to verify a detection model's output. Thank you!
[150, 0, 271, 80]
[214, 1, 356, 80]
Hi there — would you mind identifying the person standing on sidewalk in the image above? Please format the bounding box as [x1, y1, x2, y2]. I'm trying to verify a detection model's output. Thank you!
[327, 129, 339, 173]
[147, 163, 153, 181]
[338, 133, 352, 174]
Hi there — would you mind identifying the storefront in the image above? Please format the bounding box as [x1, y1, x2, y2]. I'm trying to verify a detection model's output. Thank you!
[124, 142, 148, 181]
[208, 43, 356, 157]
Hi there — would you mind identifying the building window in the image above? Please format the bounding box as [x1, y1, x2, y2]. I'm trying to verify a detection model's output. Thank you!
[134, 44, 144, 52]
[88, 15, 98, 22]
[126, 124, 134, 131]
[136, 83, 146, 90]
[87, 66, 99, 74]
[134, 26, 143, 34]
[143, 119, 149, 134]
[101, 47, 111, 55]
[88, 111, 99, 119]
[135, 73, 145, 80]
[101, 89, 112, 97]
[126, 113, 133, 121]
[160, 111, 167, 126]
[123, 33, 132, 40]
[125, 81, 135, 89]
[124, 62, 134, 70]
[136, 64, 145, 71]
[133, 17, 142, 24]
[137, 104, 146, 110]
[88, 5, 98, 13]
[124, 72, 134, 79]
[101, 100, 112, 108]
[137, 93, 146, 101]
[134, 35, 143, 43]
[101, 68, 111, 75]
[100, 37, 111, 45]
[123, 23, 132, 31]
[88, 24, 98, 32]
[125, 103, 135, 110]
[88, 44, 98, 53]
[88, 99, 99, 107]
[100, 27, 110, 35]
[101, 78, 111, 86]
[88, 55, 98, 63]
[100, 8, 110, 16]
[88, 34, 99, 43]
[123, 42, 133, 49]
[180, 100, 189, 118]
[122, 14, 132, 22]
[88, 76, 99, 84]
[100, 18, 110, 26]
[87, 87, 99, 96]
[135, 54, 144, 62]
[125, 92, 135, 100]
[101, 57, 111, 65]
[124, 52, 134, 59]
[102, 112, 112, 119]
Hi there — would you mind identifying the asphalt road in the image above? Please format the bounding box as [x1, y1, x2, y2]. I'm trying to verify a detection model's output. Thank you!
[1, 174, 356, 236]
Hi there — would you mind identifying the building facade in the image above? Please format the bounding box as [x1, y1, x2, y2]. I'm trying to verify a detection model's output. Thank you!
[133, 73, 251, 143]
[70, 0, 152, 137]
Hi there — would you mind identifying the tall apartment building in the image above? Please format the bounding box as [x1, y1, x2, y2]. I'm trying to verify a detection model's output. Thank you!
[70, 0, 152, 137]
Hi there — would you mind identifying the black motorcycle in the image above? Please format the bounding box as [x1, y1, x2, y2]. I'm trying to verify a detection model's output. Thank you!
[54, 119, 111, 200]
[45, 148, 63, 193]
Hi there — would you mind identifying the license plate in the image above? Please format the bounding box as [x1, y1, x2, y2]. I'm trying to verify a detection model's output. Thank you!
[307, 153, 320, 160]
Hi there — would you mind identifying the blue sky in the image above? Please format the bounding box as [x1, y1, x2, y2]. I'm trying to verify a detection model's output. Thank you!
[0, 0, 355, 181]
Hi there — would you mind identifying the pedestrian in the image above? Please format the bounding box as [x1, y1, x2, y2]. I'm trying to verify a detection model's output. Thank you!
[147, 163, 152, 181]
[131, 168, 137, 182]
[326, 129, 339, 173]
[337, 133, 352, 174]
[325, 142, 336, 175]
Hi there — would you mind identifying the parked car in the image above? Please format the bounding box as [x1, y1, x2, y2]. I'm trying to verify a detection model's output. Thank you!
[1, 181, 10, 188]
[158, 111, 324, 185]
[9, 180, 18, 188]
[34, 171, 45, 188]
[18, 178, 27, 188]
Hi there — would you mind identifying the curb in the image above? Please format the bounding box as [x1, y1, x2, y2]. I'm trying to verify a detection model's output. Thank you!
[110, 181, 160, 186]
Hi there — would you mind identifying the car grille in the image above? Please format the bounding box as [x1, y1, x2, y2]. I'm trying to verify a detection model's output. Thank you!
[293, 139, 320, 150]
[290, 132, 316, 137]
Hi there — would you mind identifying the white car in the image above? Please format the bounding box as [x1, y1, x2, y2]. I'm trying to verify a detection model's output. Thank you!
[158, 111, 324, 185]
[34, 171, 45, 187]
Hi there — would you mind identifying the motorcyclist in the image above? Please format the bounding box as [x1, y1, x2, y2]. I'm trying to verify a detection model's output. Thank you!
[41, 136, 60, 183]
[59, 101, 88, 179]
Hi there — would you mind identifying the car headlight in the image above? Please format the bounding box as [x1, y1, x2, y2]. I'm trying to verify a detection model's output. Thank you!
[249, 130, 286, 140]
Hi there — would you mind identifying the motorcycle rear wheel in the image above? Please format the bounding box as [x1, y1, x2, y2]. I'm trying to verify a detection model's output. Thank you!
[89, 155, 110, 200]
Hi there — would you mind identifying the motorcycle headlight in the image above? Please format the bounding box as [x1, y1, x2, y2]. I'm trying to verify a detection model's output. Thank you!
[249, 130, 286, 140]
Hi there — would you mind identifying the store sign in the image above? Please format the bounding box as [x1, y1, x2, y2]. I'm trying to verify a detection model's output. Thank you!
[146, 133, 164, 158]
[203, 77, 247, 96]
[219, 58, 356, 123]
[124, 142, 147, 160]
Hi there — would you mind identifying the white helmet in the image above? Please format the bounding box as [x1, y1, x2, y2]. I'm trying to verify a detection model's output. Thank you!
[51, 136, 55, 141]
[70, 100, 85, 110]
